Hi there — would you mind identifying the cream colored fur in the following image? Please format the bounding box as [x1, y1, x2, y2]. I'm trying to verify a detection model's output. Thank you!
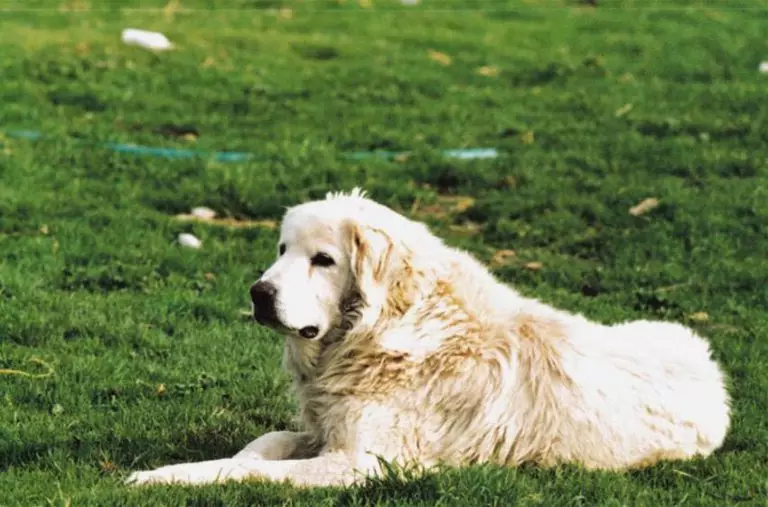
[127, 188, 731, 487]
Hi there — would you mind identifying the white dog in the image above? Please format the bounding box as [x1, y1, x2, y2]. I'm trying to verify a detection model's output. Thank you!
[127, 188, 731, 487]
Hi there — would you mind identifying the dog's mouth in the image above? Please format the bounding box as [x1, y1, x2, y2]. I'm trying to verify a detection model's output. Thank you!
[253, 312, 279, 328]
[251, 288, 363, 342]
[253, 313, 323, 340]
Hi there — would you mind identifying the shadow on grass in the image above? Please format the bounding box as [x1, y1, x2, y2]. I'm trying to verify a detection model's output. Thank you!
[0, 428, 250, 472]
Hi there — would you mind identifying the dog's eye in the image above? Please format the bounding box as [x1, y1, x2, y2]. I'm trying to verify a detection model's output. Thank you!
[278, 244, 286, 256]
[311, 253, 335, 267]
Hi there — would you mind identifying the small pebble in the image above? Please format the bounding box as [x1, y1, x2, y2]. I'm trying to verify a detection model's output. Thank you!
[178, 233, 202, 249]
[190, 206, 216, 220]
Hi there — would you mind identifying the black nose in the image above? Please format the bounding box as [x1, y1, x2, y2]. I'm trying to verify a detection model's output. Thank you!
[250, 281, 278, 322]
[299, 326, 319, 339]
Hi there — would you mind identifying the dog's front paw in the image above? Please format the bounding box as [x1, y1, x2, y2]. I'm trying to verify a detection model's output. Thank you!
[124, 459, 255, 486]
[125, 468, 180, 486]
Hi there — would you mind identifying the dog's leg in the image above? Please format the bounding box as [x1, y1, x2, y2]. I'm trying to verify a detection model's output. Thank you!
[127, 404, 401, 487]
[234, 431, 318, 460]
[126, 458, 249, 486]
[126, 452, 375, 487]
[125, 431, 320, 486]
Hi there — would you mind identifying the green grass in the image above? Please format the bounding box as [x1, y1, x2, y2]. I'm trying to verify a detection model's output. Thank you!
[1, 0, 767, 505]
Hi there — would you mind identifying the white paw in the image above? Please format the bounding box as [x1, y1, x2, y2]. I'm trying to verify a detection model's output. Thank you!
[124, 459, 258, 486]
[125, 469, 181, 486]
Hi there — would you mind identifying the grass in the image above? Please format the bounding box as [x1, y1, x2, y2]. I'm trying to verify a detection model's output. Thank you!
[1, 0, 767, 505]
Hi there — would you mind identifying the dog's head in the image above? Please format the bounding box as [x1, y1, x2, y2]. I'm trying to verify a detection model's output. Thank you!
[250, 188, 437, 341]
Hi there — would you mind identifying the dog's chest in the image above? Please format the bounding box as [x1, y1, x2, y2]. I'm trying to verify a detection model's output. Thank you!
[288, 285, 487, 444]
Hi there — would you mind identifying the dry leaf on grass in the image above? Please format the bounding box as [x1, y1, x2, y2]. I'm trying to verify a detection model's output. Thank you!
[428, 49, 452, 66]
[100, 460, 120, 474]
[629, 197, 659, 216]
[154, 124, 199, 140]
[175, 214, 278, 229]
[417, 195, 475, 218]
[500, 175, 517, 188]
[688, 312, 710, 323]
[524, 261, 543, 271]
[448, 222, 482, 235]
[476, 65, 500, 77]
[394, 153, 410, 163]
[521, 131, 535, 144]
[163, 0, 181, 20]
[491, 249, 516, 267]
[617, 72, 635, 83]
[443, 195, 475, 212]
[615, 103, 633, 117]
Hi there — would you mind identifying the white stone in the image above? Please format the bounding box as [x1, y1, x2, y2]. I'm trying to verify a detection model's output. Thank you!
[190, 206, 216, 220]
[121, 28, 174, 51]
[178, 233, 202, 249]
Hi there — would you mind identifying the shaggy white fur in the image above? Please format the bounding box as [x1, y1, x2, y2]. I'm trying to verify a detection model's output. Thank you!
[127, 188, 731, 487]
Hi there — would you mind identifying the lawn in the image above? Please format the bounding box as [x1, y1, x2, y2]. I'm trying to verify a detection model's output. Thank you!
[1, 0, 767, 505]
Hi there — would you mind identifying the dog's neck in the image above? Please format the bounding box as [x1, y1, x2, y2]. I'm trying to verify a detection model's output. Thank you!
[282, 256, 443, 436]
[282, 287, 366, 383]
[282, 272, 436, 383]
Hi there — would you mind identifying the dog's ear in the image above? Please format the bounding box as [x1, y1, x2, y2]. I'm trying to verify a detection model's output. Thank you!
[343, 220, 394, 288]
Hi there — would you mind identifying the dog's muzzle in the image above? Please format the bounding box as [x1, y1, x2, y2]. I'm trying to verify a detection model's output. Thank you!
[249, 281, 320, 339]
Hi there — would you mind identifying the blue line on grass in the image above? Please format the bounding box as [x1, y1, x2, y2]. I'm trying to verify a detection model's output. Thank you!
[0, 128, 499, 162]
